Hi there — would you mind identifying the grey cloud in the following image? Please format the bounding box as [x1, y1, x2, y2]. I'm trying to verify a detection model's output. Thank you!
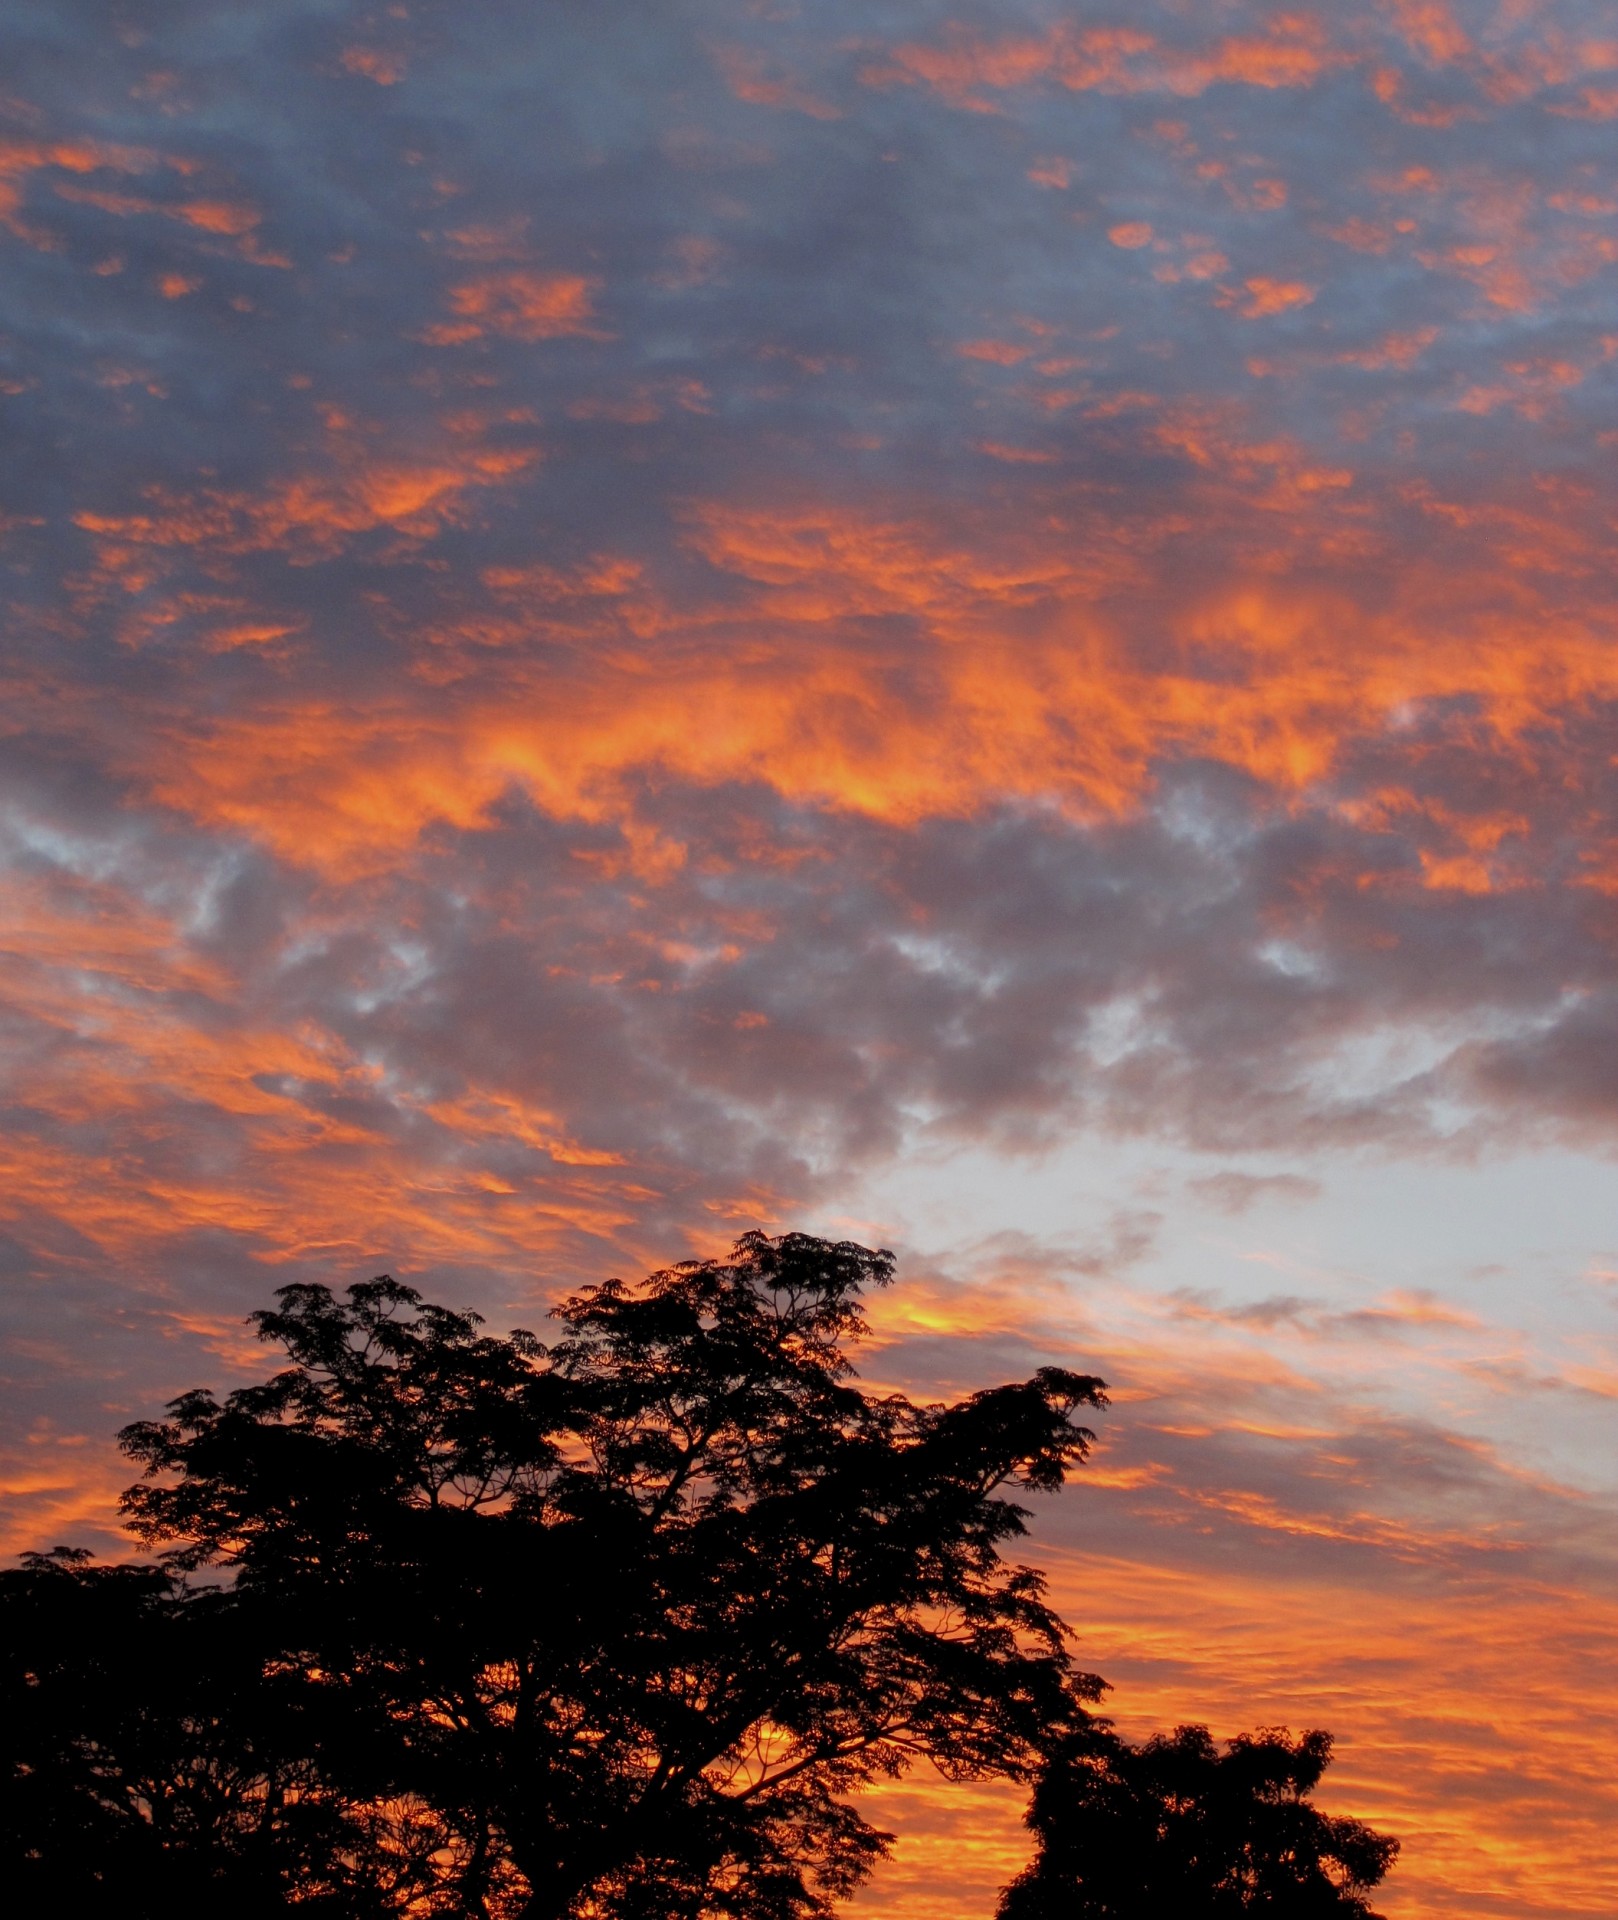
[1189, 1171, 1323, 1213]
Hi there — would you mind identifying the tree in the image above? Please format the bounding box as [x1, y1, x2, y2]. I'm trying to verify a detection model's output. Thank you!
[998, 1720, 1399, 1919]
[0, 1546, 440, 1915]
[114, 1230, 1110, 1919]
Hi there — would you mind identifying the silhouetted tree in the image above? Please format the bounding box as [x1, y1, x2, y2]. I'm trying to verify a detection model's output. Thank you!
[999, 1720, 1398, 1919]
[0, 1546, 440, 1914]
[112, 1230, 1109, 1919]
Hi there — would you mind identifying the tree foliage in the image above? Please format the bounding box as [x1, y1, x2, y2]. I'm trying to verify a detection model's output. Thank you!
[999, 1721, 1399, 1919]
[107, 1230, 1108, 1918]
[0, 1546, 443, 1915]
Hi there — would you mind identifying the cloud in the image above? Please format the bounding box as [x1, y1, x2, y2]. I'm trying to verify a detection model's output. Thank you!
[339, 46, 407, 86]
[861, 16, 1342, 111]
[427, 269, 605, 343]
[1226, 275, 1317, 316]
[714, 44, 843, 121]
[1188, 1170, 1323, 1213]
[5, 6, 1618, 1911]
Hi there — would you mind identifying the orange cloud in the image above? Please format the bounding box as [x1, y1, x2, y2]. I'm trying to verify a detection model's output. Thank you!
[1225, 276, 1318, 316]
[0, 871, 665, 1357]
[1550, 84, 1618, 119]
[957, 338, 1036, 363]
[51, 181, 261, 236]
[178, 198, 260, 235]
[78, 458, 1608, 891]
[974, 441, 1059, 464]
[863, 18, 1340, 110]
[714, 45, 842, 119]
[340, 46, 407, 85]
[72, 442, 536, 562]
[0, 134, 156, 238]
[429, 270, 605, 343]
[1381, 0, 1472, 67]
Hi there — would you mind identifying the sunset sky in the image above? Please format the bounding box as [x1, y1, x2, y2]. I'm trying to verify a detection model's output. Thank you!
[6, 2, 1618, 1912]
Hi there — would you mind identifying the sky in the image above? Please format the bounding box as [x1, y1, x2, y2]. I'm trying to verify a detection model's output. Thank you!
[4, 0, 1618, 1912]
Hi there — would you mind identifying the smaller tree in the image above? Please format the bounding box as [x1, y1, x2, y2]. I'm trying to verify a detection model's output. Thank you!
[1000, 1721, 1398, 1919]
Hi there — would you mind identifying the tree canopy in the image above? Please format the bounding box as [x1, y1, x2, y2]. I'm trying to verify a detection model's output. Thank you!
[102, 1230, 1107, 1918]
[1000, 1721, 1399, 1919]
[0, 1545, 433, 1916]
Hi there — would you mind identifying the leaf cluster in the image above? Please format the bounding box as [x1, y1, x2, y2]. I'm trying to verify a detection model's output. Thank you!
[1000, 1721, 1399, 1919]
[0, 1546, 448, 1915]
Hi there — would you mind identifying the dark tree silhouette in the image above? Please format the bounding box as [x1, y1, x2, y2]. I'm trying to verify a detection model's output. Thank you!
[999, 1721, 1399, 1919]
[0, 1546, 439, 1915]
[109, 1230, 1109, 1919]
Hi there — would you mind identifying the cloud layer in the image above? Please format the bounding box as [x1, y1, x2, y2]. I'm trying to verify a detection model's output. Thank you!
[5, 4, 1618, 1913]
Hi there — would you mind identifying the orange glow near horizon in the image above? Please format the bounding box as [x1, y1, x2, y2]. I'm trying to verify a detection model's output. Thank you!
[853, 1556, 1618, 1920]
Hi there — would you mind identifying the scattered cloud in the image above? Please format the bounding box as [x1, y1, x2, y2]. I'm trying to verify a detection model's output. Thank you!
[4, 7, 1618, 1912]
